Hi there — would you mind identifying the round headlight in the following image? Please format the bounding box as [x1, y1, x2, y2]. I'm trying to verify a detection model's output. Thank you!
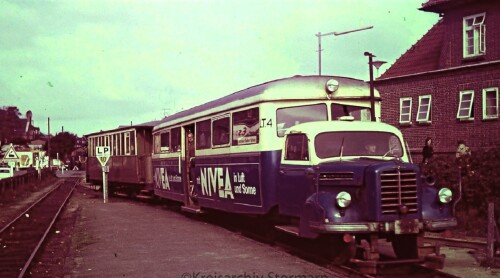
[325, 79, 339, 94]
[336, 191, 351, 208]
[438, 188, 453, 204]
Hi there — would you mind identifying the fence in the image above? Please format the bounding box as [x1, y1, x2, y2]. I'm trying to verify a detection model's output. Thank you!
[0, 169, 54, 196]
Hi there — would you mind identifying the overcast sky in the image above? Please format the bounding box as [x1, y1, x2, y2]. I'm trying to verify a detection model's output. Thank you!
[0, 0, 439, 137]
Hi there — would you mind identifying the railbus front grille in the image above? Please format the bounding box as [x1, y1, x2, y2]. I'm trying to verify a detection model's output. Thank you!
[380, 168, 418, 215]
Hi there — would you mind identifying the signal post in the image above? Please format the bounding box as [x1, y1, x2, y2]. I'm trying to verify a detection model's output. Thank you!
[96, 146, 111, 203]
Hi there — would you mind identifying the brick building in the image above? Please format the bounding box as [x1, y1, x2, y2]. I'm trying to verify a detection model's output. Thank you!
[374, 0, 500, 160]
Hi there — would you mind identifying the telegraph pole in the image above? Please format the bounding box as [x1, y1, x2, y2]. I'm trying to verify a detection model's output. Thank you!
[47, 117, 51, 169]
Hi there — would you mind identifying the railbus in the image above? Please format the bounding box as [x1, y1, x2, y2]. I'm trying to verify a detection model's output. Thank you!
[86, 121, 157, 197]
[151, 75, 457, 270]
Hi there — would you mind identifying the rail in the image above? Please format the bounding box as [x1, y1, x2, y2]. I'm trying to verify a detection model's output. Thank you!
[0, 178, 76, 277]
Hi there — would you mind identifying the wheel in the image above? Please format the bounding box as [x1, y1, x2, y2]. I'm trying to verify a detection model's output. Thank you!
[391, 234, 418, 259]
[320, 235, 356, 265]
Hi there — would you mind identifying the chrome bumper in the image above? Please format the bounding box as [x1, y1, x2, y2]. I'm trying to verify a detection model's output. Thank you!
[311, 218, 457, 234]
[423, 218, 458, 231]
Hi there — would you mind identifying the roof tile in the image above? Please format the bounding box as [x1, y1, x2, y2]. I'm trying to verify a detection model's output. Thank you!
[378, 19, 445, 80]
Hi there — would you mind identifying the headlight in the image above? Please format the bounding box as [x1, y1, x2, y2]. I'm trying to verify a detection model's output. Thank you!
[325, 79, 339, 94]
[336, 191, 351, 208]
[438, 188, 453, 204]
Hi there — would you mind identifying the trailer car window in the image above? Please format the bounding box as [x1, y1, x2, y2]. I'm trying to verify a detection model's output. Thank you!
[171, 128, 181, 152]
[130, 131, 136, 154]
[160, 132, 170, 152]
[124, 132, 130, 155]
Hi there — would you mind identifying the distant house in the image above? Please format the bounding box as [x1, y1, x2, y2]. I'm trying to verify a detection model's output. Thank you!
[11, 110, 40, 142]
[23, 110, 41, 141]
[374, 0, 500, 160]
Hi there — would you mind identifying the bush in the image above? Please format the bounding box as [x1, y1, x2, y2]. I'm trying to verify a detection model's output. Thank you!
[422, 147, 500, 237]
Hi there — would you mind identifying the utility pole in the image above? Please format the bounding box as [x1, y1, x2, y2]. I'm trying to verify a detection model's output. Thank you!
[316, 26, 373, 76]
[47, 117, 51, 169]
[364, 51, 386, 122]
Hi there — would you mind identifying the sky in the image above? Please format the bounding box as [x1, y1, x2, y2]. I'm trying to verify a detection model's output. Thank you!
[0, 0, 440, 137]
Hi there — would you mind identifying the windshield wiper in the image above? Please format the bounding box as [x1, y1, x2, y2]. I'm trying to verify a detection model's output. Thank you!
[339, 137, 345, 162]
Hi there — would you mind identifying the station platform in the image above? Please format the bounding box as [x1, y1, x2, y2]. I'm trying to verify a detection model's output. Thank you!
[58, 182, 497, 278]
[63, 185, 335, 277]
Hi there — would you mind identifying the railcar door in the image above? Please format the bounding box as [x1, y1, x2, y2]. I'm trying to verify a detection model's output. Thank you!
[278, 133, 314, 217]
[183, 125, 198, 207]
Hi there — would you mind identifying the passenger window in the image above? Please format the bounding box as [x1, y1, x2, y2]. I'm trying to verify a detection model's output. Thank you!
[331, 103, 371, 121]
[196, 120, 212, 150]
[285, 134, 309, 161]
[154, 134, 160, 154]
[212, 115, 230, 146]
[171, 128, 181, 152]
[276, 104, 327, 137]
[160, 132, 170, 152]
[124, 132, 130, 155]
[232, 108, 259, 146]
[130, 131, 136, 154]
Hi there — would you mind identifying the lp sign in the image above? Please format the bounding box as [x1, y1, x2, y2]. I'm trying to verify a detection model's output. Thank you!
[96, 146, 111, 166]
[96, 146, 111, 204]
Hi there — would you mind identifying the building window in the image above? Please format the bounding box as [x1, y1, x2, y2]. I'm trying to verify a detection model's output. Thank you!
[457, 90, 475, 120]
[483, 87, 498, 120]
[399, 97, 412, 124]
[416, 95, 432, 123]
[463, 13, 486, 58]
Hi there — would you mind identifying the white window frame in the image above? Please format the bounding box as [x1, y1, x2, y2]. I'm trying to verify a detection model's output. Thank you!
[482, 87, 498, 120]
[463, 13, 486, 58]
[124, 132, 130, 155]
[457, 90, 475, 120]
[399, 97, 412, 124]
[416, 95, 432, 123]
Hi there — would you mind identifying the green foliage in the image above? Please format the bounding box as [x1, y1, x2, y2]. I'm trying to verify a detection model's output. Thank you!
[423, 147, 500, 236]
[0, 106, 23, 144]
[46, 132, 78, 161]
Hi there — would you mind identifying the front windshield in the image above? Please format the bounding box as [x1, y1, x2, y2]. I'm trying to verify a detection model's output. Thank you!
[315, 131, 403, 159]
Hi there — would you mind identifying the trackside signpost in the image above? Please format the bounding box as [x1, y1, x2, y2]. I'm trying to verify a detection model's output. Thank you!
[96, 146, 111, 203]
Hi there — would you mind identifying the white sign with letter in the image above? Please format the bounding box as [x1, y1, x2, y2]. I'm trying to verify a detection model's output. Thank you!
[96, 146, 111, 166]
[96, 146, 111, 203]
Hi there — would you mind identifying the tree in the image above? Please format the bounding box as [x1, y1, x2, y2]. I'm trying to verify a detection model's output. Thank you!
[0, 106, 23, 144]
[46, 132, 77, 162]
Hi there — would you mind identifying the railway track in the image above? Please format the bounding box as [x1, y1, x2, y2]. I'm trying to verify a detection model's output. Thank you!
[424, 233, 487, 250]
[0, 178, 77, 278]
[197, 212, 461, 278]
